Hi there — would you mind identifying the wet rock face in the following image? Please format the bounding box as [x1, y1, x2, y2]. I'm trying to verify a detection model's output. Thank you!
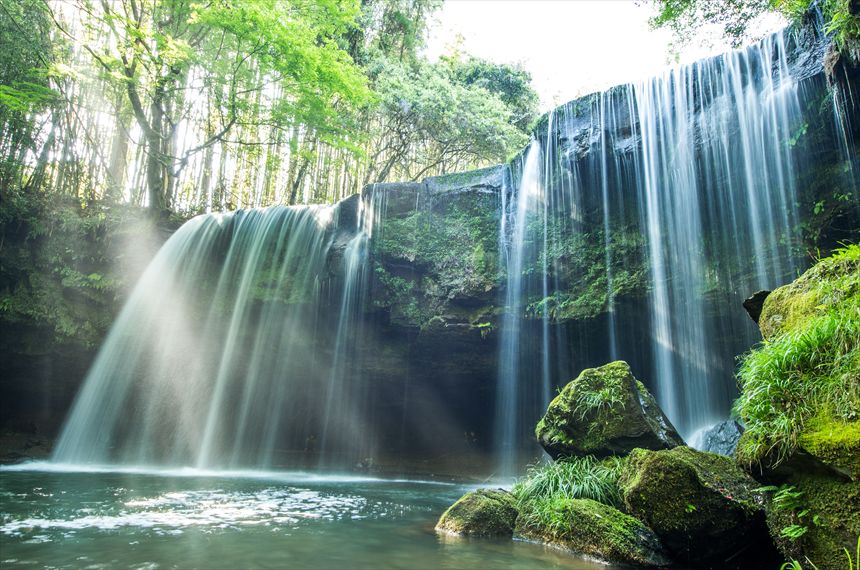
[434, 488, 518, 537]
[693, 420, 744, 457]
[619, 446, 776, 566]
[515, 497, 671, 567]
[742, 290, 771, 325]
[535, 361, 684, 459]
[368, 169, 505, 334]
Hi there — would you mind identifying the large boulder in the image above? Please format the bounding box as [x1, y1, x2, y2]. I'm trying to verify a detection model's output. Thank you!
[618, 446, 775, 565]
[535, 361, 683, 459]
[515, 497, 671, 567]
[434, 488, 518, 537]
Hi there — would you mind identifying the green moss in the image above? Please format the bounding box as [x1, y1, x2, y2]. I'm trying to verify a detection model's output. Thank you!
[735, 244, 860, 470]
[523, 221, 648, 322]
[618, 446, 768, 561]
[764, 475, 860, 569]
[0, 191, 155, 349]
[515, 497, 669, 566]
[536, 361, 629, 452]
[620, 446, 764, 515]
[758, 244, 860, 340]
[371, 189, 502, 329]
[535, 361, 682, 458]
[435, 488, 518, 537]
[797, 413, 860, 479]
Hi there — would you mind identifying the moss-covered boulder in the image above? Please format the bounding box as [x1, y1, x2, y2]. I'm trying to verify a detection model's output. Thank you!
[735, 245, 860, 479]
[618, 446, 774, 565]
[535, 361, 683, 459]
[434, 488, 518, 537]
[515, 497, 670, 567]
[757, 247, 859, 341]
[763, 475, 860, 570]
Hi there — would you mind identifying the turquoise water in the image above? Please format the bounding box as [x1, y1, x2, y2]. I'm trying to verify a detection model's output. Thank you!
[0, 465, 605, 569]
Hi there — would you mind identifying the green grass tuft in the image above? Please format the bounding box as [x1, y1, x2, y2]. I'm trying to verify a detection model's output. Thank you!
[512, 455, 624, 510]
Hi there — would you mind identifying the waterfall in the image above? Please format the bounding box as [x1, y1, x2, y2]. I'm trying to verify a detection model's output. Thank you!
[51, 22, 856, 474]
[495, 141, 544, 476]
[495, 23, 854, 447]
[54, 202, 375, 469]
[631, 30, 806, 436]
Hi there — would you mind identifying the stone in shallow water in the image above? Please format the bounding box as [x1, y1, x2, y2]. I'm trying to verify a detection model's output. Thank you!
[434, 488, 518, 537]
[515, 497, 671, 567]
[535, 361, 684, 459]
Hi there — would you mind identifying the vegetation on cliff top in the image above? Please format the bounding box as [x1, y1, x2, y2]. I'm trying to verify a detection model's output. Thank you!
[0, 0, 538, 214]
[650, 0, 860, 50]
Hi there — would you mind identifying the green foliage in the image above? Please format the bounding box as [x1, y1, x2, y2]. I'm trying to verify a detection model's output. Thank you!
[819, 0, 860, 49]
[760, 484, 815, 541]
[512, 455, 625, 509]
[453, 58, 540, 134]
[734, 244, 860, 467]
[0, 187, 146, 348]
[0, 0, 58, 187]
[525, 221, 648, 322]
[366, 56, 531, 181]
[765, 475, 860, 570]
[194, 0, 371, 144]
[648, 0, 775, 48]
[649, 0, 860, 51]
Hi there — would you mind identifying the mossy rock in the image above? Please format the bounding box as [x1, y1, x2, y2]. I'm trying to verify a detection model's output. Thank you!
[765, 475, 860, 570]
[515, 497, 671, 567]
[435, 489, 518, 537]
[758, 250, 859, 341]
[797, 414, 860, 480]
[736, 246, 860, 476]
[619, 446, 776, 565]
[535, 361, 684, 459]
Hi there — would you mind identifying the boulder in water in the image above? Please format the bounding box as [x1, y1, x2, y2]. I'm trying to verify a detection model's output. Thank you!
[692, 420, 744, 456]
[535, 361, 683, 459]
[515, 497, 671, 567]
[435, 489, 518, 537]
[618, 446, 774, 565]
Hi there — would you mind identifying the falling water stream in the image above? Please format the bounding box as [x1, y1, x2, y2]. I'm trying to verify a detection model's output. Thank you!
[490, 23, 856, 467]
[53, 201, 377, 469]
[42, 22, 856, 476]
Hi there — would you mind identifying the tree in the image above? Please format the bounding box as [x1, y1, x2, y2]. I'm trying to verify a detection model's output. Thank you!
[0, 0, 58, 191]
[1, 0, 540, 212]
[647, 0, 860, 50]
[454, 58, 540, 134]
[362, 56, 534, 183]
[55, 0, 369, 214]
